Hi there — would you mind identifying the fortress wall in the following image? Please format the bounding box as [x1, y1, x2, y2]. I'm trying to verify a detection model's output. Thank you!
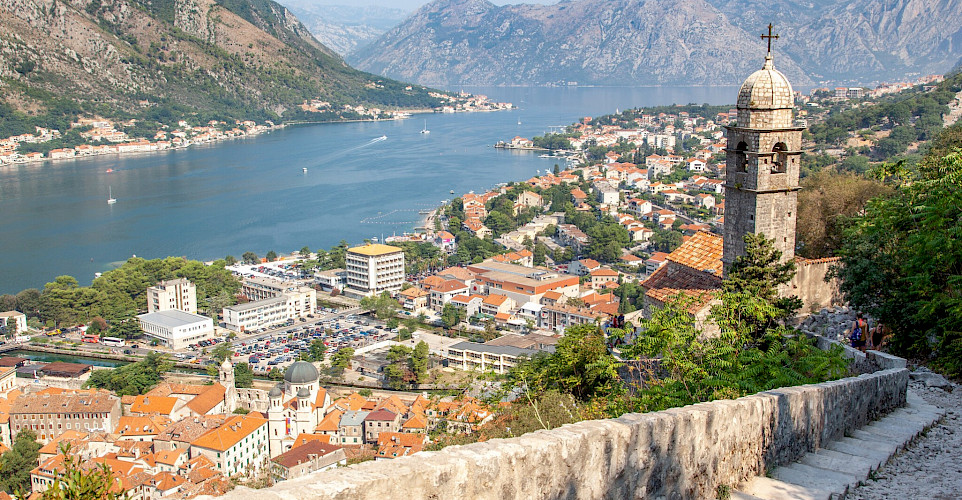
[214, 363, 908, 500]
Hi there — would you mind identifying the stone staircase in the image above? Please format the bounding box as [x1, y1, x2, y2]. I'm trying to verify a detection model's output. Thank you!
[733, 390, 945, 500]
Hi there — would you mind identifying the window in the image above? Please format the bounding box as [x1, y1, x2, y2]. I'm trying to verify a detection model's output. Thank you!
[772, 142, 788, 173]
[733, 142, 748, 173]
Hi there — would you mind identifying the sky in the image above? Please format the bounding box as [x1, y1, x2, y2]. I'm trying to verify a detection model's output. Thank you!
[306, 0, 559, 11]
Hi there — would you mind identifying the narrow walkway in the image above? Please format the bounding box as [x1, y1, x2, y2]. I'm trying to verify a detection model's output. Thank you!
[732, 389, 944, 500]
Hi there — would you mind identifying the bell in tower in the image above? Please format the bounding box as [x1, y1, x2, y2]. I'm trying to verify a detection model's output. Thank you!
[722, 24, 804, 274]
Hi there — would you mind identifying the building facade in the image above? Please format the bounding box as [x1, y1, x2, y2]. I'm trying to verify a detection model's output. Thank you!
[137, 310, 215, 350]
[9, 390, 121, 444]
[146, 278, 197, 314]
[344, 244, 405, 297]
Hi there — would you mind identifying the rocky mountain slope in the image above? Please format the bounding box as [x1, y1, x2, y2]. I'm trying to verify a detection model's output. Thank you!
[0, 0, 439, 123]
[279, 1, 408, 56]
[349, 0, 962, 87]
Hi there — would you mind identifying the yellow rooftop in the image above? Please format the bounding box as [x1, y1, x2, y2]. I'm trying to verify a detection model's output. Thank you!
[348, 243, 404, 256]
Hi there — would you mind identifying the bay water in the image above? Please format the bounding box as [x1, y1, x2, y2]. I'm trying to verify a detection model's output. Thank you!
[0, 86, 736, 293]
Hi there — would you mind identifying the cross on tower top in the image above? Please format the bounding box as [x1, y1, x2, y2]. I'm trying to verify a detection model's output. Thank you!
[761, 23, 779, 54]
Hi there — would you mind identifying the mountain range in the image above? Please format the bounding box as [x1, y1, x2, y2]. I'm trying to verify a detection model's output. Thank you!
[278, 0, 409, 56]
[0, 0, 440, 124]
[347, 0, 962, 87]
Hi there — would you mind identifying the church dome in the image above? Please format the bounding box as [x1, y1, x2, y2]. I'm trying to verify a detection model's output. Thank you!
[268, 385, 282, 398]
[284, 361, 319, 385]
[737, 55, 794, 110]
[297, 387, 311, 399]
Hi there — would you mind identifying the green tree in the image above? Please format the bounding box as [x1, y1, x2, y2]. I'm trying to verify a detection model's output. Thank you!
[307, 339, 326, 362]
[242, 252, 259, 265]
[84, 352, 171, 395]
[210, 342, 233, 363]
[224, 255, 238, 266]
[440, 303, 464, 328]
[410, 340, 429, 382]
[268, 367, 284, 380]
[330, 347, 354, 375]
[0, 429, 41, 494]
[832, 149, 962, 376]
[234, 362, 254, 388]
[360, 292, 399, 320]
[722, 233, 801, 339]
[266, 250, 278, 262]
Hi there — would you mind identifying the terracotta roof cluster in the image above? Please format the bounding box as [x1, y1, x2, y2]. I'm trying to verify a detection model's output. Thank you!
[10, 389, 117, 415]
[375, 432, 426, 459]
[272, 439, 344, 469]
[190, 414, 267, 452]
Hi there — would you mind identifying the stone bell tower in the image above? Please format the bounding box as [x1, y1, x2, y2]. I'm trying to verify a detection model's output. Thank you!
[722, 24, 803, 274]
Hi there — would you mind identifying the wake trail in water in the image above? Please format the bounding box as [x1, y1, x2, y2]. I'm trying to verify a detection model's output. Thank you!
[312, 136, 387, 166]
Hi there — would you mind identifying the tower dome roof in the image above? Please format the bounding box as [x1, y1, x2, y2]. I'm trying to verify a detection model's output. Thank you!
[284, 361, 319, 384]
[221, 358, 232, 369]
[297, 387, 311, 399]
[737, 55, 794, 110]
[269, 384, 282, 398]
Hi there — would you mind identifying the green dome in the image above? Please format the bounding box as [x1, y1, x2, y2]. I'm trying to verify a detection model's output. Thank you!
[285, 361, 319, 385]
[268, 385, 282, 398]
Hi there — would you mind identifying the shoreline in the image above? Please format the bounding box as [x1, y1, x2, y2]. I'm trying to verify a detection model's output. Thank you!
[0, 105, 514, 168]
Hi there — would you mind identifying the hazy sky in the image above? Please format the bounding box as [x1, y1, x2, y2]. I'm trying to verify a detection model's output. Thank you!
[306, 0, 559, 11]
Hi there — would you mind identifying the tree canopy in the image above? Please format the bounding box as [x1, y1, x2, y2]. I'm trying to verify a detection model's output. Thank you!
[84, 352, 171, 396]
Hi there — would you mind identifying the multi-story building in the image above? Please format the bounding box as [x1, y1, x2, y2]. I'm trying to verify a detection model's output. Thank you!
[241, 277, 316, 316]
[189, 414, 269, 478]
[9, 389, 121, 443]
[137, 309, 215, 349]
[444, 342, 538, 374]
[146, 278, 197, 314]
[344, 244, 405, 297]
[465, 261, 580, 306]
[222, 286, 315, 332]
[363, 410, 401, 444]
[0, 310, 27, 335]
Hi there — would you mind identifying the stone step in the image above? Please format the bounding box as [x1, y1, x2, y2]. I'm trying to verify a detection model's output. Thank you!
[737, 475, 832, 500]
[823, 439, 892, 469]
[798, 448, 877, 476]
[735, 389, 943, 500]
[772, 462, 859, 496]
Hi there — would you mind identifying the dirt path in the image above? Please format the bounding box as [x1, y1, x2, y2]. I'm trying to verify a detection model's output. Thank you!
[849, 376, 962, 499]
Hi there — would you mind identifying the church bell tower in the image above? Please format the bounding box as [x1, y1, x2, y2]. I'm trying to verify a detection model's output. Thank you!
[723, 24, 803, 274]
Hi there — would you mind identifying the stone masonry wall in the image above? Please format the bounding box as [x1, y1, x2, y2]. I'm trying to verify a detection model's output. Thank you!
[213, 366, 908, 500]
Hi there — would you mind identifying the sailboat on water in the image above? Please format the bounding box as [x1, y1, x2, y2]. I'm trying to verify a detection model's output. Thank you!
[420, 119, 430, 134]
[107, 186, 117, 205]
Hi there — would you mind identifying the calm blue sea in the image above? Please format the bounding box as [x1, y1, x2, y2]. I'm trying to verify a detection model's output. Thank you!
[0, 86, 737, 293]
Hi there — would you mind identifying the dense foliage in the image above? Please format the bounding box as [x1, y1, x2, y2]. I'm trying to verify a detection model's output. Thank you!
[832, 146, 962, 376]
[84, 352, 172, 395]
[40, 447, 126, 500]
[0, 430, 41, 494]
[1, 256, 239, 328]
[510, 234, 848, 420]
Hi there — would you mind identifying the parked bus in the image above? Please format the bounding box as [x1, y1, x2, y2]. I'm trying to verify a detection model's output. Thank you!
[101, 336, 125, 347]
[82, 334, 100, 344]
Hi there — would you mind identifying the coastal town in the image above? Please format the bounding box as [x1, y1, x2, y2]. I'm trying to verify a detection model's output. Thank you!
[0, 60, 958, 500]
[0, 91, 511, 166]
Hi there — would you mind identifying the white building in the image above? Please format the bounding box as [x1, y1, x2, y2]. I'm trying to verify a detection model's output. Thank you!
[345, 244, 405, 297]
[444, 342, 538, 374]
[146, 278, 197, 314]
[137, 310, 215, 350]
[189, 413, 270, 478]
[223, 296, 288, 332]
[0, 311, 27, 335]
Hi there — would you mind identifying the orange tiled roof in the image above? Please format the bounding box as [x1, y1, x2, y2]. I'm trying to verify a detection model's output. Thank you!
[315, 409, 343, 432]
[190, 414, 267, 452]
[401, 415, 427, 429]
[640, 264, 720, 313]
[154, 448, 185, 466]
[130, 395, 178, 415]
[665, 231, 723, 274]
[185, 384, 225, 415]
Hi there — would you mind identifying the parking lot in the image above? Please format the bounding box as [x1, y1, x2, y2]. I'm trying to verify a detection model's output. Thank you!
[226, 313, 397, 374]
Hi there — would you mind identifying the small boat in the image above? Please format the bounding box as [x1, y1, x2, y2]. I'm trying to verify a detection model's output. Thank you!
[302, 167, 308, 173]
[450, 190, 455, 194]
[107, 186, 117, 205]
[105, 168, 114, 173]
[518, 118, 522, 125]
[420, 120, 430, 134]
[378, 135, 387, 140]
